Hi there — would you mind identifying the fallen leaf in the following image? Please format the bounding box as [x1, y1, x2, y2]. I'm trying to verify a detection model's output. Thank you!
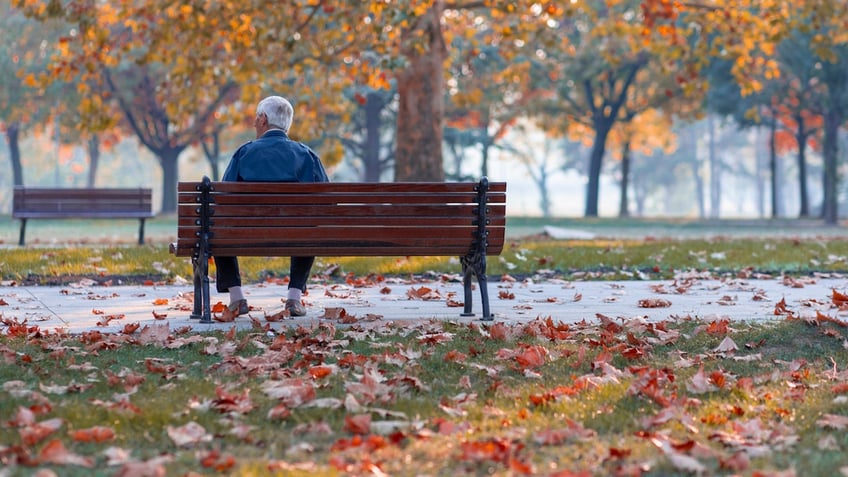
[69, 426, 115, 443]
[344, 414, 371, 435]
[38, 439, 94, 467]
[715, 337, 739, 353]
[638, 298, 671, 308]
[167, 422, 212, 447]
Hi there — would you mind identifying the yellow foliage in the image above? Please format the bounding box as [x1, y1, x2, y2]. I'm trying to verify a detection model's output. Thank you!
[22, 73, 38, 88]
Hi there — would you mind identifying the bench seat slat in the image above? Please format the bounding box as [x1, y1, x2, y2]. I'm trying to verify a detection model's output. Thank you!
[171, 238, 506, 257]
[177, 216, 507, 227]
[172, 244, 504, 257]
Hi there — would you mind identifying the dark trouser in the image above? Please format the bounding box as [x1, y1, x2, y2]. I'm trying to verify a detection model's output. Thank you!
[215, 256, 316, 293]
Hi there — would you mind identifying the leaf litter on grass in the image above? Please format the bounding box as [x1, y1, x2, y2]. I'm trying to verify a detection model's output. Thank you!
[1, 311, 848, 476]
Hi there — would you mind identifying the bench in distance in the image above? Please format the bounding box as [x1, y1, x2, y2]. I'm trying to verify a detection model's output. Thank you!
[12, 187, 154, 246]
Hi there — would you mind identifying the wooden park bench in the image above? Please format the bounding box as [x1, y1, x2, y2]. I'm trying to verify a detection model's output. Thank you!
[170, 176, 507, 323]
[12, 187, 154, 246]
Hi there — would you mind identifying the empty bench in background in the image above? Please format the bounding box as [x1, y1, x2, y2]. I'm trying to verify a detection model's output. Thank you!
[170, 176, 507, 323]
[12, 187, 154, 246]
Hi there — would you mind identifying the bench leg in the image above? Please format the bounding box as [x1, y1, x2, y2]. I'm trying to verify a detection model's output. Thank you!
[461, 261, 475, 318]
[461, 253, 494, 321]
[199, 254, 212, 324]
[18, 219, 27, 246]
[190, 256, 203, 320]
[138, 219, 146, 245]
[478, 267, 493, 321]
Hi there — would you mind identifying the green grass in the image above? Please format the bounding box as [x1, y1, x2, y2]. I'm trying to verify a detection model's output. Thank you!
[4, 234, 848, 285]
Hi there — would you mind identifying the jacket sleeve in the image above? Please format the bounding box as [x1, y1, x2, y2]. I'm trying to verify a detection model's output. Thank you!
[222, 143, 251, 182]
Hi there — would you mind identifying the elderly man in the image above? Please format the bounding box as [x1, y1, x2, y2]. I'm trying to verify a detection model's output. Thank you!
[216, 95, 329, 318]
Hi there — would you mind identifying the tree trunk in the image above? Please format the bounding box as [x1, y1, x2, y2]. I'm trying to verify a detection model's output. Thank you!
[708, 115, 720, 218]
[86, 135, 100, 187]
[480, 138, 492, 179]
[395, 1, 446, 182]
[795, 115, 810, 218]
[538, 167, 551, 218]
[618, 139, 632, 218]
[364, 92, 383, 182]
[201, 132, 221, 181]
[768, 115, 780, 218]
[158, 148, 183, 214]
[584, 118, 613, 217]
[822, 109, 840, 224]
[7, 122, 24, 186]
[753, 126, 765, 218]
[681, 126, 706, 218]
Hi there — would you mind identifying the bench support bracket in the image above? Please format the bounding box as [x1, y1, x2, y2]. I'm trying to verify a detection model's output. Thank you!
[191, 177, 214, 323]
[460, 178, 494, 321]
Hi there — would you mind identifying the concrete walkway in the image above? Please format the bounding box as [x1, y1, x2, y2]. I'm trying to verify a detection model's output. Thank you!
[2, 274, 847, 333]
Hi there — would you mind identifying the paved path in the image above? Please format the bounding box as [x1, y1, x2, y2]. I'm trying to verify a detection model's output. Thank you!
[2, 274, 847, 333]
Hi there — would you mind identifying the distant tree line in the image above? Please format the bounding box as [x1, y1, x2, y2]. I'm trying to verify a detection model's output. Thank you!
[1, 0, 846, 221]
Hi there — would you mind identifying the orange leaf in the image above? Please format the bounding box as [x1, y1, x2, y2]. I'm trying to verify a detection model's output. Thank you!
[200, 450, 236, 471]
[308, 366, 333, 379]
[638, 298, 671, 308]
[705, 319, 730, 335]
[69, 426, 115, 443]
[344, 414, 371, 435]
[153, 298, 169, 306]
[515, 345, 547, 368]
[833, 289, 848, 306]
[38, 439, 94, 467]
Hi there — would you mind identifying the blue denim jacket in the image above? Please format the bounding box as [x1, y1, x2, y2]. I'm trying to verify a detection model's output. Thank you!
[222, 130, 329, 183]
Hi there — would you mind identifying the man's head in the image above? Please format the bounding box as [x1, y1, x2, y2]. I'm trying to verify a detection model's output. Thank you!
[254, 96, 294, 137]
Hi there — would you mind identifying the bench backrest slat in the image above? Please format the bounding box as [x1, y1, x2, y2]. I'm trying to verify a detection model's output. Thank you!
[176, 181, 506, 194]
[174, 180, 506, 258]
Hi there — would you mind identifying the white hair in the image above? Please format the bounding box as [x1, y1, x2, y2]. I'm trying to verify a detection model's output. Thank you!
[256, 96, 294, 133]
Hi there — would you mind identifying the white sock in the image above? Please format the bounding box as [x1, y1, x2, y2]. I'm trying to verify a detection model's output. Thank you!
[287, 288, 302, 301]
[229, 286, 245, 303]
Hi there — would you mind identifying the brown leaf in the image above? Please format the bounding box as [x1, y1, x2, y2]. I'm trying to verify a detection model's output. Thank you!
[167, 422, 212, 447]
[69, 426, 115, 443]
[344, 414, 371, 435]
[265, 309, 290, 322]
[38, 439, 94, 467]
[638, 298, 671, 308]
[816, 413, 848, 430]
[833, 289, 848, 306]
[200, 449, 236, 472]
[20, 418, 64, 446]
[322, 307, 347, 319]
[406, 286, 441, 300]
[715, 336, 739, 353]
